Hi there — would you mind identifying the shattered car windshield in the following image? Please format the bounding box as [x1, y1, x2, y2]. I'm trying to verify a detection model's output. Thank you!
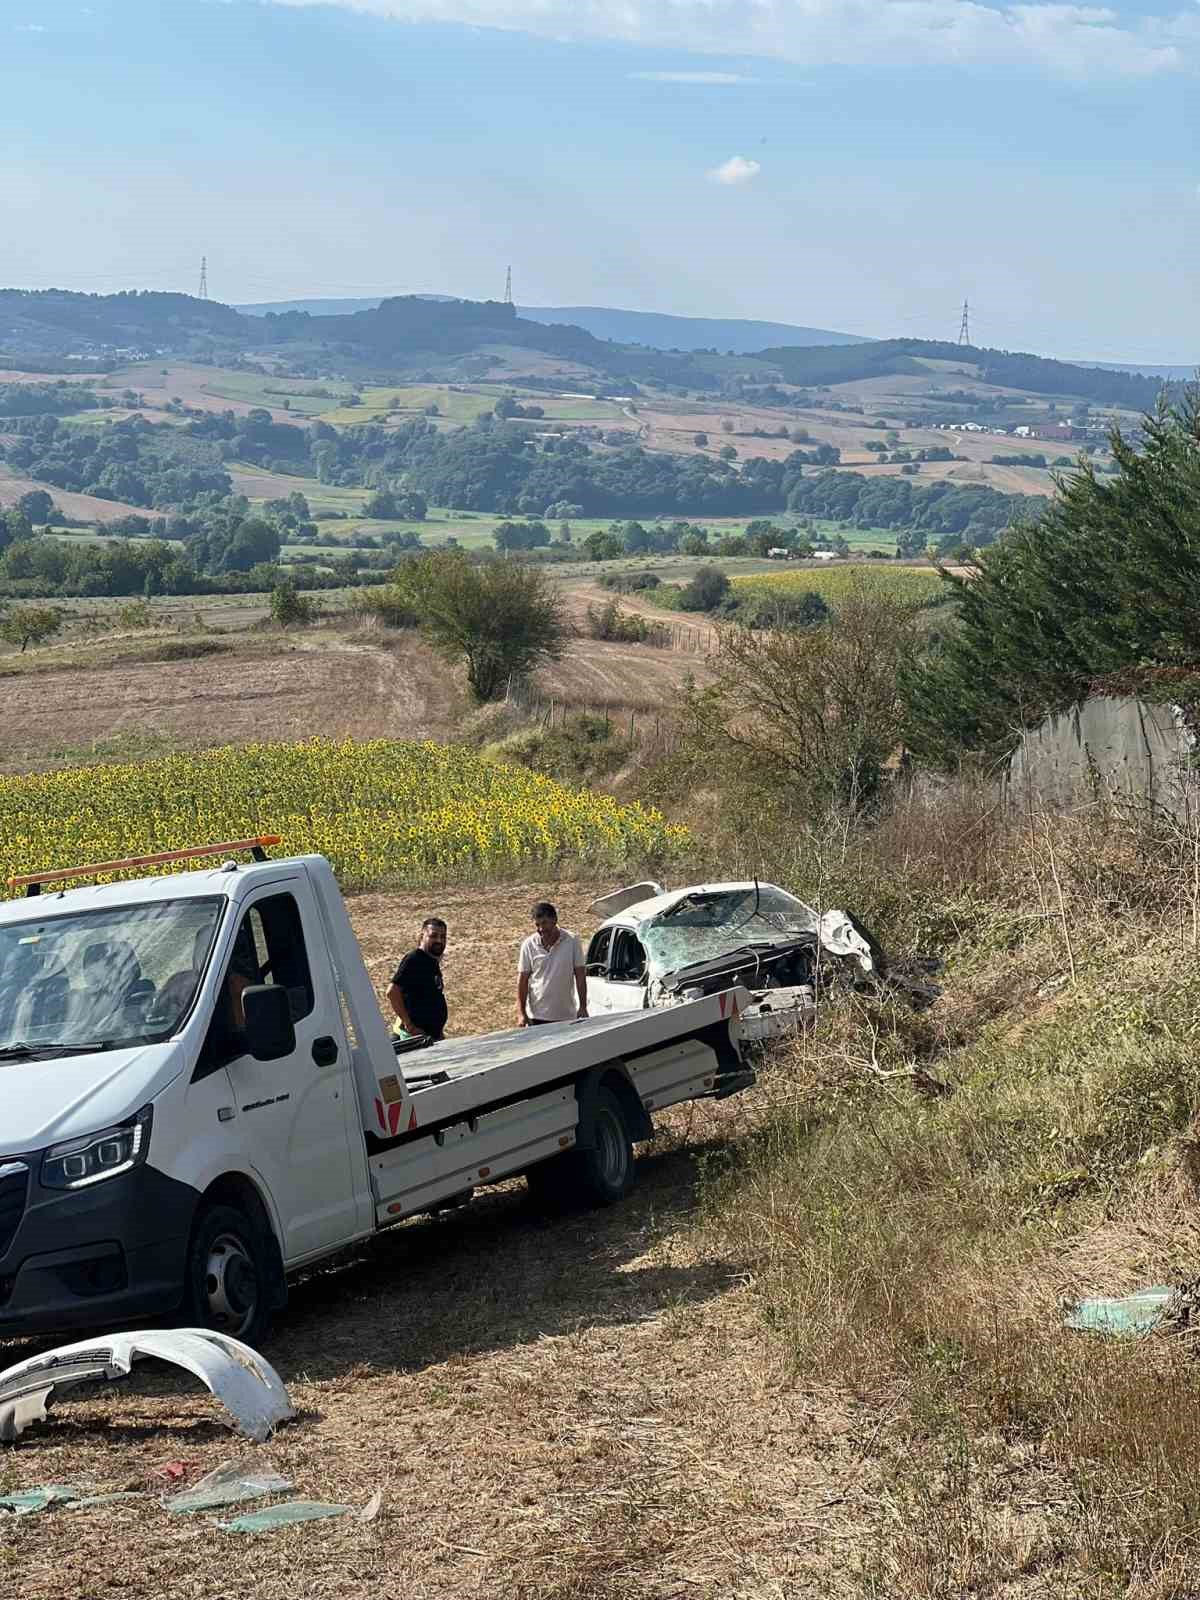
[641, 887, 818, 977]
[0, 897, 223, 1057]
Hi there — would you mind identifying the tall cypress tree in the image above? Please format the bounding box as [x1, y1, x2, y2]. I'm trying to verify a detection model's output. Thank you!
[904, 392, 1200, 768]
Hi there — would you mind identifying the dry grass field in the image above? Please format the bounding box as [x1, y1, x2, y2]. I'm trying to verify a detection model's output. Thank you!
[0, 617, 699, 773]
[0, 634, 461, 772]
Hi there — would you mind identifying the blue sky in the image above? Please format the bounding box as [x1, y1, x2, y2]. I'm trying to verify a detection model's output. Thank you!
[3, 0, 1197, 360]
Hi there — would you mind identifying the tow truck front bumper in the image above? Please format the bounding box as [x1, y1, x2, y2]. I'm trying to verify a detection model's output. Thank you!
[0, 1161, 197, 1338]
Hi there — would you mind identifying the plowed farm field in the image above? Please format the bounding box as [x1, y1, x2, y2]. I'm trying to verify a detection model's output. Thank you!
[0, 638, 456, 772]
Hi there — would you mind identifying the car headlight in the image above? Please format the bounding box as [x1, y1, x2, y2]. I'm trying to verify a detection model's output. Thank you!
[41, 1105, 153, 1191]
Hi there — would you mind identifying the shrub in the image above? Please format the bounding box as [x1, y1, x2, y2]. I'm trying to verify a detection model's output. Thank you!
[270, 577, 316, 627]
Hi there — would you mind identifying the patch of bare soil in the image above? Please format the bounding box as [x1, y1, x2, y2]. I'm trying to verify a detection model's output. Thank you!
[2, 883, 885, 1600]
[0, 636, 461, 771]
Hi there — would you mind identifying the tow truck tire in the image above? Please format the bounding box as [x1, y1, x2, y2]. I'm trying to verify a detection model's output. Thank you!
[527, 1087, 634, 1211]
[183, 1202, 274, 1347]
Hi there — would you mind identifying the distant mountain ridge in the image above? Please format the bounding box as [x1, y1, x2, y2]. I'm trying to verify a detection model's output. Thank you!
[0, 288, 1181, 409]
[237, 296, 869, 352]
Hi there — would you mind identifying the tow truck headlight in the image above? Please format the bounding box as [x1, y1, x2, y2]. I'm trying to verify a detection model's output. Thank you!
[41, 1105, 153, 1191]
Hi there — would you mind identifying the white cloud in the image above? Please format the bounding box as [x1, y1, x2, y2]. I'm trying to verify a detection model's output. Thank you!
[630, 70, 757, 82]
[16, 21, 47, 29]
[264, 1, 1199, 78]
[708, 155, 762, 184]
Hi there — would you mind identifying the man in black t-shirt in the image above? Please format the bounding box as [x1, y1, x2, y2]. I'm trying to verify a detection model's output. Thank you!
[386, 918, 448, 1041]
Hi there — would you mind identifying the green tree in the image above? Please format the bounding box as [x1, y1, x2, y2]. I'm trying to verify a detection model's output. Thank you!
[693, 432, 709, 447]
[16, 489, 55, 525]
[583, 529, 622, 561]
[0, 605, 63, 652]
[678, 565, 730, 612]
[393, 550, 567, 701]
[364, 488, 399, 518]
[719, 444, 738, 462]
[270, 577, 316, 627]
[905, 393, 1200, 767]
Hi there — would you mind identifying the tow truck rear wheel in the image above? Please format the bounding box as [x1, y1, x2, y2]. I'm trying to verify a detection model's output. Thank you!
[527, 1087, 634, 1211]
[183, 1202, 273, 1347]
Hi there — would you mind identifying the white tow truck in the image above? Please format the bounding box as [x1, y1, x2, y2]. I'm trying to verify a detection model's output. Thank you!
[0, 839, 757, 1345]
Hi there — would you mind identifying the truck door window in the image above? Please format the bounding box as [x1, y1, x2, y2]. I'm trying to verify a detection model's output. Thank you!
[198, 892, 315, 1073]
[586, 928, 613, 975]
[610, 930, 647, 983]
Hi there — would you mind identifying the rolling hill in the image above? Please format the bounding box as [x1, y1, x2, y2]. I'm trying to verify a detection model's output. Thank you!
[239, 296, 869, 353]
[0, 288, 1176, 410]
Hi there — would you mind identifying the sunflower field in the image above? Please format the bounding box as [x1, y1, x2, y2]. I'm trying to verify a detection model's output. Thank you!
[0, 738, 688, 894]
[731, 566, 945, 607]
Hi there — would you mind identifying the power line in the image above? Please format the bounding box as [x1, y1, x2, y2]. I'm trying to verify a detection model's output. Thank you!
[198, 256, 208, 300]
[957, 298, 970, 346]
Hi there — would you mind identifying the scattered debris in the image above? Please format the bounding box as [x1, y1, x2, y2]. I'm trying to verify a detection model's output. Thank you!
[150, 1460, 194, 1486]
[1063, 1285, 1175, 1337]
[221, 1500, 355, 1533]
[357, 1488, 385, 1524]
[0, 1328, 294, 1445]
[67, 1491, 148, 1511]
[0, 1484, 83, 1515]
[164, 1457, 294, 1515]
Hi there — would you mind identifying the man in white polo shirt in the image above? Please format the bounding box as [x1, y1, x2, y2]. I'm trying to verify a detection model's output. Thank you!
[516, 901, 588, 1026]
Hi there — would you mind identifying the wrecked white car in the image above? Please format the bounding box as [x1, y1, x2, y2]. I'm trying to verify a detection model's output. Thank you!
[585, 881, 932, 1040]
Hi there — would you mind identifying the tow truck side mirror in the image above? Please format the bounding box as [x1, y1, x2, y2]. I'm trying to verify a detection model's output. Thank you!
[242, 984, 296, 1062]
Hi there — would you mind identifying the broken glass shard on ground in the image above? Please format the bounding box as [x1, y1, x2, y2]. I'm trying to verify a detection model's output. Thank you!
[1063, 1286, 1175, 1336]
[221, 1500, 354, 1532]
[164, 1457, 294, 1514]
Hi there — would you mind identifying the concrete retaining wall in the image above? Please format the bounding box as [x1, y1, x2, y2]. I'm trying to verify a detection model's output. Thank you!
[1004, 697, 1197, 817]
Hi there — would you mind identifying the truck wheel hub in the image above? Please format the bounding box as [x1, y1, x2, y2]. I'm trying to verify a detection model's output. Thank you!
[204, 1232, 258, 1332]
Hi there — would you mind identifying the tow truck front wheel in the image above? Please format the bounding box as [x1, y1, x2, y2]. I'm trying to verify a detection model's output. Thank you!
[184, 1203, 272, 1346]
[528, 1087, 634, 1211]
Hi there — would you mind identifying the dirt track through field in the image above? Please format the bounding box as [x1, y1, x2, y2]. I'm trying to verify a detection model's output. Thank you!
[3, 883, 882, 1600]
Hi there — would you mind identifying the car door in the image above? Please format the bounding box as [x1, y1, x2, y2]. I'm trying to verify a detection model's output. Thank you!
[585, 927, 620, 1014]
[208, 881, 359, 1263]
[588, 926, 648, 1014]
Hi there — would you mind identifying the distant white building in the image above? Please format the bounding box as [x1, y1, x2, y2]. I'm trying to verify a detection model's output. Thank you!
[812, 550, 839, 561]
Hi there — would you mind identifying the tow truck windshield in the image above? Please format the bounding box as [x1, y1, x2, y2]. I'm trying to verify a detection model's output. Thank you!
[0, 897, 223, 1057]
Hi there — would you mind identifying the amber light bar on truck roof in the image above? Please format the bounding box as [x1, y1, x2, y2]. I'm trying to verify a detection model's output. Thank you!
[7, 836, 282, 897]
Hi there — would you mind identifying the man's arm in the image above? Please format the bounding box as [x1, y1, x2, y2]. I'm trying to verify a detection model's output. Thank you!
[387, 977, 421, 1035]
[516, 970, 531, 1027]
